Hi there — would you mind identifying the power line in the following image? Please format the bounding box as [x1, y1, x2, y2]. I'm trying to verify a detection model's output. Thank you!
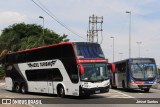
[31, 0, 87, 40]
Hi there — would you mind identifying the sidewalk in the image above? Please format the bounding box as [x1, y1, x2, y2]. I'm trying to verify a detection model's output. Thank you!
[0, 79, 5, 86]
[0, 79, 5, 83]
[0, 83, 5, 86]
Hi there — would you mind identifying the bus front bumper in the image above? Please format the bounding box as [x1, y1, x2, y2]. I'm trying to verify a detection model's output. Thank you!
[129, 83, 153, 89]
[79, 86, 110, 95]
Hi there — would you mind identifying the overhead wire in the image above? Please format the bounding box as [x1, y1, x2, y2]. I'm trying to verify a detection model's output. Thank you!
[31, 0, 87, 41]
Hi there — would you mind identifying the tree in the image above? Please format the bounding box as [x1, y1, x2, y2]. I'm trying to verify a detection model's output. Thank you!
[0, 23, 69, 52]
[0, 65, 4, 79]
[0, 23, 69, 78]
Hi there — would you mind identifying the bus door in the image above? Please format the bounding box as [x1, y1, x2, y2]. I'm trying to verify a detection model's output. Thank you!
[116, 63, 127, 88]
[47, 70, 54, 94]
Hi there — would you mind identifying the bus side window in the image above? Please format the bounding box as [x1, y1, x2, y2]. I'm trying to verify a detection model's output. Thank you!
[71, 65, 79, 83]
[53, 69, 63, 81]
[48, 68, 63, 82]
[116, 63, 126, 73]
[8, 53, 16, 64]
[16, 53, 26, 63]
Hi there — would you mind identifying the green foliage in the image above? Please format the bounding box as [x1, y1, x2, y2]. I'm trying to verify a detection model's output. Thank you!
[0, 23, 69, 51]
[0, 65, 4, 79]
[0, 23, 69, 78]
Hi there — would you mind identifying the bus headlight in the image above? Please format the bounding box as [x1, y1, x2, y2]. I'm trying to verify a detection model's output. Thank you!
[129, 81, 137, 88]
[130, 81, 135, 85]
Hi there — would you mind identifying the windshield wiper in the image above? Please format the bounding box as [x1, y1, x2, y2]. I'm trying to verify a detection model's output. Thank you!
[136, 63, 143, 71]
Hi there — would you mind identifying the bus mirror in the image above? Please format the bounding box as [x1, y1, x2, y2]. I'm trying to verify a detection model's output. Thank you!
[109, 63, 115, 73]
[79, 64, 84, 75]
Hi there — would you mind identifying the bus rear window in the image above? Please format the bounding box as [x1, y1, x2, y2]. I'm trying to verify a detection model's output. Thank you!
[74, 43, 104, 59]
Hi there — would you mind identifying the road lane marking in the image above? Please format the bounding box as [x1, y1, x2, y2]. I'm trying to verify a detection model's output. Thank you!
[99, 89, 135, 98]
[27, 104, 35, 107]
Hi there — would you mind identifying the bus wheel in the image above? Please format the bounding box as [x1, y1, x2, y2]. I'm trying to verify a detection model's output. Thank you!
[122, 80, 126, 91]
[110, 80, 115, 89]
[15, 84, 20, 93]
[58, 86, 65, 98]
[144, 88, 150, 93]
[21, 84, 27, 94]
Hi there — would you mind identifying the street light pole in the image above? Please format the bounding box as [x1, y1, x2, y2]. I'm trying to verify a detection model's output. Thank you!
[126, 11, 131, 59]
[136, 42, 142, 58]
[39, 16, 44, 35]
[110, 37, 114, 62]
[119, 52, 123, 60]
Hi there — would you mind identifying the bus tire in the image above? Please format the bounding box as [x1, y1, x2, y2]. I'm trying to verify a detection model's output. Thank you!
[110, 80, 117, 89]
[15, 84, 20, 93]
[57, 85, 65, 98]
[21, 84, 27, 94]
[144, 88, 150, 93]
[122, 80, 126, 91]
[110, 80, 114, 89]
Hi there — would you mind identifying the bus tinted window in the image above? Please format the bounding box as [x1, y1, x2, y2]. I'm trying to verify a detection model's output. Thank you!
[7, 53, 16, 63]
[61, 45, 75, 58]
[74, 43, 104, 59]
[25, 68, 63, 81]
[25, 46, 62, 62]
[116, 63, 126, 73]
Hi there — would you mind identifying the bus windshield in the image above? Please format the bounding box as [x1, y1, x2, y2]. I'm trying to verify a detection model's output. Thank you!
[130, 63, 157, 80]
[74, 43, 105, 59]
[80, 63, 108, 82]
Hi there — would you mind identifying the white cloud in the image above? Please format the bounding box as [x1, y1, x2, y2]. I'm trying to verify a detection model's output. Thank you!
[0, 11, 27, 24]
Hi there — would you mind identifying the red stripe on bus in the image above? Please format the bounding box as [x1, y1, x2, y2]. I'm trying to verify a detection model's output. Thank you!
[17, 42, 73, 53]
[77, 59, 106, 63]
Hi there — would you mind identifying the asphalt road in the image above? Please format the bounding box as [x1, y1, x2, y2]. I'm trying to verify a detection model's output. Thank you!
[0, 82, 160, 107]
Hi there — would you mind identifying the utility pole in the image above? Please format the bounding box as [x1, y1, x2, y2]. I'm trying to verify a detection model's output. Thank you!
[39, 16, 44, 35]
[110, 37, 115, 62]
[119, 53, 123, 60]
[136, 42, 142, 58]
[126, 11, 131, 58]
[87, 14, 103, 43]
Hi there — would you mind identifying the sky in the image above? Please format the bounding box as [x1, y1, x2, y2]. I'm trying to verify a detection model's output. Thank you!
[0, 0, 160, 67]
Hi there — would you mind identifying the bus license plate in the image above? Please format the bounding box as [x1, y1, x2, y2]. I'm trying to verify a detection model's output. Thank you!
[142, 87, 147, 89]
[95, 90, 100, 93]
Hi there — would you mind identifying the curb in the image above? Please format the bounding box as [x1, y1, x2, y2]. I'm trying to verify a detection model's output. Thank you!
[0, 83, 5, 86]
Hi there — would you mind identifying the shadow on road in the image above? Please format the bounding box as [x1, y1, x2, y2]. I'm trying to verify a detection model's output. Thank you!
[3, 90, 138, 104]
[113, 88, 154, 93]
[5, 90, 105, 99]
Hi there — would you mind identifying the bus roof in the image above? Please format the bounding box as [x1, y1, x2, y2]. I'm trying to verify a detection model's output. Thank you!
[113, 58, 155, 64]
[16, 42, 73, 53]
[10, 42, 100, 54]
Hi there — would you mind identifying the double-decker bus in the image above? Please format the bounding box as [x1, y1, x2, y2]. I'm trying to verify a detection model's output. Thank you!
[110, 58, 158, 92]
[4, 42, 113, 97]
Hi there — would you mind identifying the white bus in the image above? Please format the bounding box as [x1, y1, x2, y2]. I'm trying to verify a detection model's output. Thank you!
[4, 42, 113, 97]
[110, 58, 158, 92]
